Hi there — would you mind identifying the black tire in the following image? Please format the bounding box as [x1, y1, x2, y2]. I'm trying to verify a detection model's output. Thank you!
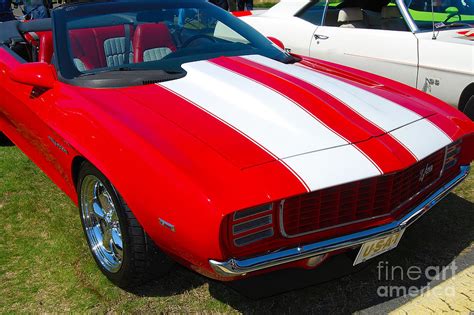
[463, 95, 474, 121]
[0, 132, 14, 146]
[77, 161, 173, 288]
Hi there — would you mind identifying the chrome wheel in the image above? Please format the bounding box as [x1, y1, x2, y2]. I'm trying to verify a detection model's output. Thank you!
[80, 175, 123, 273]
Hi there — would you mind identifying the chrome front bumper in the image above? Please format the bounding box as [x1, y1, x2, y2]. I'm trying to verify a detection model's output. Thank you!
[209, 166, 470, 277]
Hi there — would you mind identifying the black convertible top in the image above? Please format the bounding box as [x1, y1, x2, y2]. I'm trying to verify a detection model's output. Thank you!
[0, 18, 51, 45]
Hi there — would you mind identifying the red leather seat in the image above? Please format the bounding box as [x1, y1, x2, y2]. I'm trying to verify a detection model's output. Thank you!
[133, 23, 176, 63]
[92, 25, 135, 67]
[70, 25, 135, 71]
[69, 28, 101, 70]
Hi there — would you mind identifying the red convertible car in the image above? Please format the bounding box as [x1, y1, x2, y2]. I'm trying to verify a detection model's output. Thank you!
[0, 0, 473, 288]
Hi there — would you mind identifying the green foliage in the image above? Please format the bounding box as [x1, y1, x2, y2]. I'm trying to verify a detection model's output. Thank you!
[253, 2, 277, 9]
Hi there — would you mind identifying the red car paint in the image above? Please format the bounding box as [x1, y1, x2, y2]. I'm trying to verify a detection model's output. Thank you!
[1, 34, 473, 281]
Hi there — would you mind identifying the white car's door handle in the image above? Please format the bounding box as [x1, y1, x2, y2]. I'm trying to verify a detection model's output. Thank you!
[314, 34, 329, 40]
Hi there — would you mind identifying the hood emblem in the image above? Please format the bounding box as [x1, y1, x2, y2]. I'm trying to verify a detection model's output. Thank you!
[419, 164, 434, 183]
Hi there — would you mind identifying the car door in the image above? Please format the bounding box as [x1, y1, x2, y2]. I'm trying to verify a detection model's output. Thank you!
[309, 0, 419, 87]
[0, 46, 73, 187]
[0, 51, 50, 151]
[241, 0, 325, 56]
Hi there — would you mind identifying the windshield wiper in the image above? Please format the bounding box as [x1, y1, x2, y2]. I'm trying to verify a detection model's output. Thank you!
[79, 66, 137, 76]
[434, 22, 473, 30]
[80, 67, 184, 77]
[281, 54, 301, 64]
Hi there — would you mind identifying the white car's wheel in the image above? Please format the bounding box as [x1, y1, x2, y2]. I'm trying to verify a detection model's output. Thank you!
[463, 95, 474, 121]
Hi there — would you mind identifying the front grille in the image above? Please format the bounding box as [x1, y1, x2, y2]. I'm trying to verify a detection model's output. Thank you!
[281, 148, 452, 238]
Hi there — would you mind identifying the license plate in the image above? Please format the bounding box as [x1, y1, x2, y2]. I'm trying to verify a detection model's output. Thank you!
[353, 229, 405, 265]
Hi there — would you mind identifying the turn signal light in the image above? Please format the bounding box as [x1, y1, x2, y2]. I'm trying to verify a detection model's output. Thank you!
[231, 203, 274, 247]
[444, 139, 461, 171]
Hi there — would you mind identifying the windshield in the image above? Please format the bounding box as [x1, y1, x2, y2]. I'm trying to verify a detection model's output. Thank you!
[52, 0, 290, 81]
[404, 0, 474, 30]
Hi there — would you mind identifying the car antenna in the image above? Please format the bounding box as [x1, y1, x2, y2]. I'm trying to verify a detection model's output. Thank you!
[431, 0, 437, 40]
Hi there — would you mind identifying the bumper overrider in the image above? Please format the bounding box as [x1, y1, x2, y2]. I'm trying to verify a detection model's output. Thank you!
[210, 165, 470, 277]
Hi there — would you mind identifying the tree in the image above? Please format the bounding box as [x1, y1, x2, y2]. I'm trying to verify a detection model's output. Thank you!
[228, 0, 236, 11]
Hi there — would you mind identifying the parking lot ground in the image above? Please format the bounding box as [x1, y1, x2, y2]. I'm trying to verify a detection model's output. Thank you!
[360, 247, 474, 314]
[391, 264, 474, 314]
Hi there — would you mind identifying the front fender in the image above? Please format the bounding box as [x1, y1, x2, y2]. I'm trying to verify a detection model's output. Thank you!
[49, 83, 231, 270]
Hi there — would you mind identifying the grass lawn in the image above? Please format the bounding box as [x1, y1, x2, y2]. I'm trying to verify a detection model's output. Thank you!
[0, 145, 473, 313]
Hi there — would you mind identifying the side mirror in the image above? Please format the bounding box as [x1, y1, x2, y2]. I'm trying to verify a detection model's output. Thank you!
[268, 36, 285, 50]
[10, 62, 56, 89]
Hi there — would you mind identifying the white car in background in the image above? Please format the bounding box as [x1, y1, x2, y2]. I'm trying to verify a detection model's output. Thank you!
[240, 0, 474, 119]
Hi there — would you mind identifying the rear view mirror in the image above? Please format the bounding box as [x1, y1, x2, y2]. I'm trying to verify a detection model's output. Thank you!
[10, 62, 56, 89]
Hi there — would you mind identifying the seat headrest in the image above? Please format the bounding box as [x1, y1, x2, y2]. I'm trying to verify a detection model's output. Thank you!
[381, 6, 401, 19]
[338, 7, 363, 23]
[133, 23, 175, 49]
[133, 23, 176, 63]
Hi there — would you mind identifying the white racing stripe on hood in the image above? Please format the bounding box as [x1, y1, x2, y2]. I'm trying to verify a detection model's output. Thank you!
[285, 144, 381, 191]
[243, 55, 451, 160]
[161, 61, 346, 158]
[390, 119, 452, 160]
[243, 55, 423, 131]
[159, 60, 381, 191]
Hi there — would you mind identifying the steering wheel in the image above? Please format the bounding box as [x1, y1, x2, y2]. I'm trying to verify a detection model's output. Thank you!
[444, 12, 461, 23]
[181, 34, 216, 48]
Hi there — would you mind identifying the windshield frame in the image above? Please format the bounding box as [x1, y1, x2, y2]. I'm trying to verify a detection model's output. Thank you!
[396, 0, 420, 32]
[52, 0, 291, 84]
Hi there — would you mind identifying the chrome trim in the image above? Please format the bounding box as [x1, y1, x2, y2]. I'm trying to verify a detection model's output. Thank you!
[209, 166, 470, 277]
[233, 203, 273, 221]
[278, 199, 287, 237]
[81, 175, 123, 273]
[440, 146, 449, 177]
[234, 228, 274, 247]
[279, 149, 446, 238]
[445, 141, 462, 170]
[396, 0, 419, 33]
[232, 214, 273, 235]
[159, 218, 175, 232]
[280, 210, 390, 239]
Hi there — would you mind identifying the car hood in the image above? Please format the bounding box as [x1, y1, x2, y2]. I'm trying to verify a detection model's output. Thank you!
[434, 28, 474, 44]
[114, 55, 448, 171]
